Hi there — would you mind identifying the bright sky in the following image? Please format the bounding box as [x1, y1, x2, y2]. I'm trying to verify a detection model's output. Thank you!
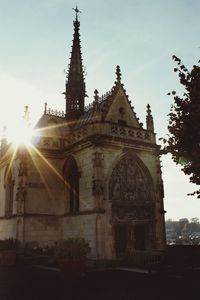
[0, 0, 200, 221]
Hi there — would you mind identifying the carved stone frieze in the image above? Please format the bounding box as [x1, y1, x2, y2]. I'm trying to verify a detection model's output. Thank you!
[110, 124, 155, 143]
[38, 137, 61, 149]
[112, 204, 155, 221]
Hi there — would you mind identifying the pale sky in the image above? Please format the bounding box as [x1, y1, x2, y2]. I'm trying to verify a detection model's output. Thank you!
[0, 0, 200, 221]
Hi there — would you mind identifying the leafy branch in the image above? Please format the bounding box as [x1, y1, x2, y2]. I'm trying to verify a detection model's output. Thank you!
[161, 55, 200, 197]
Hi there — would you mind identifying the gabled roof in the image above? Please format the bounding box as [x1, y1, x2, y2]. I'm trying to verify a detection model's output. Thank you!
[75, 66, 142, 129]
[35, 66, 145, 137]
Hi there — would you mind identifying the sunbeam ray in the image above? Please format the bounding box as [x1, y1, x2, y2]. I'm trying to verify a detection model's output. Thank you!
[5, 144, 18, 183]
[26, 145, 55, 202]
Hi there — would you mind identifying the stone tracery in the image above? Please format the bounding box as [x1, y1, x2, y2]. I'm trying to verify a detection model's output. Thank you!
[109, 155, 150, 203]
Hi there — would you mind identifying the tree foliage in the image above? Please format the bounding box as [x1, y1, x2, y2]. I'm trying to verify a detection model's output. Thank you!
[162, 55, 200, 197]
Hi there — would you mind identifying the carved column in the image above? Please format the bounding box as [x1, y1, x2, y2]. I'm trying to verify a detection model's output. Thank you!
[92, 147, 106, 258]
[92, 147, 104, 209]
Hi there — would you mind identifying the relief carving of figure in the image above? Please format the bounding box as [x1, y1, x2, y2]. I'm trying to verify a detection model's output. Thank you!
[93, 179, 104, 196]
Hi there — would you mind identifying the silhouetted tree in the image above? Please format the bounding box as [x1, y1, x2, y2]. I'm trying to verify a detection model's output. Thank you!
[190, 217, 200, 233]
[162, 56, 200, 197]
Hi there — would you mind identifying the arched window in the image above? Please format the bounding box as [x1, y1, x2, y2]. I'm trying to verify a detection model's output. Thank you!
[4, 167, 14, 216]
[109, 155, 150, 202]
[63, 157, 79, 213]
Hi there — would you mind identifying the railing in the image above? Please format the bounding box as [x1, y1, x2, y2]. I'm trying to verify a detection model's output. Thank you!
[84, 91, 112, 112]
[45, 108, 65, 118]
[122, 250, 163, 270]
[62, 123, 155, 147]
[44, 103, 65, 118]
[36, 122, 155, 150]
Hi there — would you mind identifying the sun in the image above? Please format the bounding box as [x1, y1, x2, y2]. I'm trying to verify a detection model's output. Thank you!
[7, 123, 34, 147]
[8, 124, 34, 147]
[6, 106, 35, 147]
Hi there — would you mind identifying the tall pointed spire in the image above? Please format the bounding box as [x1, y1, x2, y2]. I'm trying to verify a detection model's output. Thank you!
[64, 6, 86, 120]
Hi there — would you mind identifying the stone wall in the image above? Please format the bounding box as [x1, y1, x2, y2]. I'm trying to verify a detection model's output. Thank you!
[24, 216, 61, 246]
[26, 155, 65, 215]
[62, 214, 97, 258]
[0, 218, 17, 239]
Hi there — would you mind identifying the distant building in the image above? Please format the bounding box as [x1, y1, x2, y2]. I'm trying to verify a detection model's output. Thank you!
[165, 219, 200, 245]
[0, 9, 166, 258]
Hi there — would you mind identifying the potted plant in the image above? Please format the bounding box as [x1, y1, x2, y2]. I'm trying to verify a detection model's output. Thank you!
[54, 238, 91, 278]
[0, 238, 20, 266]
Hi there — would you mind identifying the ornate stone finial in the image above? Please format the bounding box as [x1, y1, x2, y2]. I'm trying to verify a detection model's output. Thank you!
[94, 89, 99, 103]
[44, 102, 47, 114]
[23, 106, 30, 127]
[146, 104, 154, 132]
[72, 5, 82, 20]
[93, 89, 100, 112]
[116, 65, 122, 83]
[147, 104, 152, 116]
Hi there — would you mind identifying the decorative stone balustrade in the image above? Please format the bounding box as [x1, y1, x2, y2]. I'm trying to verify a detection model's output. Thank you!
[44, 103, 65, 118]
[85, 91, 112, 111]
[36, 122, 155, 150]
[62, 123, 155, 147]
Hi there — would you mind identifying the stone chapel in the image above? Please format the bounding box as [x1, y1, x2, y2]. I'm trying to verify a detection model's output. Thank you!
[0, 9, 166, 259]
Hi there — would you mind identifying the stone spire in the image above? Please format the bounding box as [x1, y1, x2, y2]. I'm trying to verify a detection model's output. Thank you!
[64, 6, 86, 120]
[146, 104, 154, 131]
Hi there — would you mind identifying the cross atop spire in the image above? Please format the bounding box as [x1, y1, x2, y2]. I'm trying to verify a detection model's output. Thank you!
[72, 5, 82, 20]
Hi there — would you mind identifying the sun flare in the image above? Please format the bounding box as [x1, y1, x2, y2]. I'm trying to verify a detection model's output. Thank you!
[4, 106, 38, 148]
[7, 124, 34, 147]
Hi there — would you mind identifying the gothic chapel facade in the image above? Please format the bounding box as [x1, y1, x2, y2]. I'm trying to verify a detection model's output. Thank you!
[0, 11, 166, 258]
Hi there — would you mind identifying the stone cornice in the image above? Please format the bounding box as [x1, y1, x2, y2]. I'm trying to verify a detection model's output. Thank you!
[0, 209, 105, 220]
